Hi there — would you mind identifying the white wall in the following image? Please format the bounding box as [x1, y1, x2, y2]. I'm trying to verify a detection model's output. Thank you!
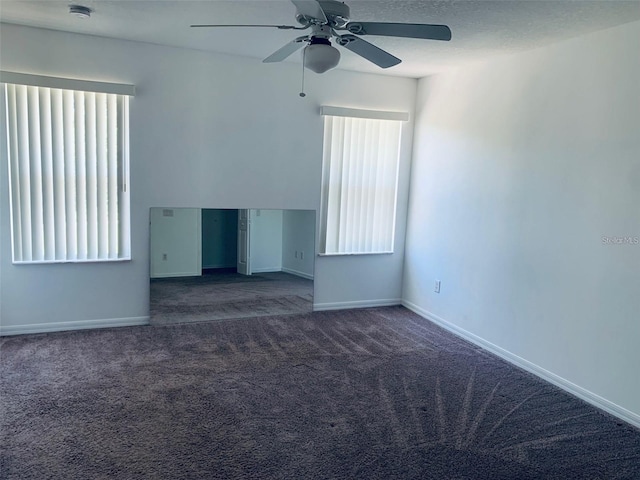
[0, 24, 416, 333]
[249, 209, 283, 273]
[150, 208, 201, 278]
[403, 22, 640, 421]
[282, 209, 316, 280]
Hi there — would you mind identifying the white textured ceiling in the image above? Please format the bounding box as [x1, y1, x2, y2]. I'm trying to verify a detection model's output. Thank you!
[1, 0, 640, 78]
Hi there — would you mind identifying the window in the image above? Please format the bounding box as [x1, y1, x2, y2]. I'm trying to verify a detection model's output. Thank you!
[319, 107, 407, 255]
[2, 72, 134, 263]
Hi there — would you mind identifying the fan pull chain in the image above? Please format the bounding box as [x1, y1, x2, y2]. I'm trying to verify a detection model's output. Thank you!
[299, 47, 306, 98]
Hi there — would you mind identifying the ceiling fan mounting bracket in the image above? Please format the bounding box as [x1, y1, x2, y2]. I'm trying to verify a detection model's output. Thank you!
[294, 16, 313, 28]
[346, 23, 364, 35]
[295, 14, 319, 26]
[318, 0, 351, 28]
[295, 0, 351, 28]
[335, 35, 352, 47]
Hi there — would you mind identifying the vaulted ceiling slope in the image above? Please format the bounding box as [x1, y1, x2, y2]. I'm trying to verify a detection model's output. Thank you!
[2, 0, 640, 78]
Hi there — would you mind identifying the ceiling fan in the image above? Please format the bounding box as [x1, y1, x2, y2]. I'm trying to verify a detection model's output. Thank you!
[191, 0, 451, 74]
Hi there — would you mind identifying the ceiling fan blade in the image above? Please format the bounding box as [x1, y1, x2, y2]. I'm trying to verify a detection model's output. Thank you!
[263, 36, 308, 63]
[345, 22, 452, 41]
[291, 0, 328, 23]
[336, 34, 400, 69]
[191, 24, 302, 30]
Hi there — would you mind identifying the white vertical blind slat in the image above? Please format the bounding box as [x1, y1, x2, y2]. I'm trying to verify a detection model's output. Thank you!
[352, 119, 364, 252]
[368, 120, 379, 250]
[18, 86, 33, 261]
[75, 90, 88, 260]
[375, 121, 388, 252]
[362, 119, 376, 252]
[96, 93, 108, 259]
[6, 85, 24, 260]
[27, 86, 45, 261]
[51, 89, 67, 260]
[327, 116, 343, 252]
[339, 117, 352, 252]
[107, 94, 118, 258]
[119, 97, 130, 257]
[39, 87, 56, 260]
[388, 122, 402, 251]
[85, 91, 98, 260]
[63, 90, 77, 260]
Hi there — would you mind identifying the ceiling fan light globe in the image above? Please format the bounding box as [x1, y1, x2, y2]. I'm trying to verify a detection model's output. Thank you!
[304, 44, 340, 74]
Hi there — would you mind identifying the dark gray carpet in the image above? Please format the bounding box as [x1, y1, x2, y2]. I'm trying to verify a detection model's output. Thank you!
[150, 271, 314, 325]
[1, 306, 639, 479]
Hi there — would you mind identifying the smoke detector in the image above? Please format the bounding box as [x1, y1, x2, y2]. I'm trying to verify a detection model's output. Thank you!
[69, 5, 92, 19]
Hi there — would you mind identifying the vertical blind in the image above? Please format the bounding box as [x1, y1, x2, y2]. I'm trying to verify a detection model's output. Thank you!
[320, 111, 404, 255]
[4, 82, 131, 263]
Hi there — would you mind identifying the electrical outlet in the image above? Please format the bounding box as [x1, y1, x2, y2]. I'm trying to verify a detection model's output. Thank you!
[162, 253, 168, 261]
[435, 280, 441, 293]
[300, 251, 304, 260]
[295, 251, 298, 259]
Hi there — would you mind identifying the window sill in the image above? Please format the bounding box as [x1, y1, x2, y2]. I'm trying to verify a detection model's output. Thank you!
[318, 251, 394, 257]
[12, 257, 132, 265]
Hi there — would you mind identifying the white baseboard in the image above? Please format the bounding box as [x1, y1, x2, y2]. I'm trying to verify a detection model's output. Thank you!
[281, 267, 314, 280]
[314, 298, 401, 311]
[251, 267, 282, 274]
[402, 300, 640, 429]
[0, 316, 150, 336]
[150, 272, 199, 279]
